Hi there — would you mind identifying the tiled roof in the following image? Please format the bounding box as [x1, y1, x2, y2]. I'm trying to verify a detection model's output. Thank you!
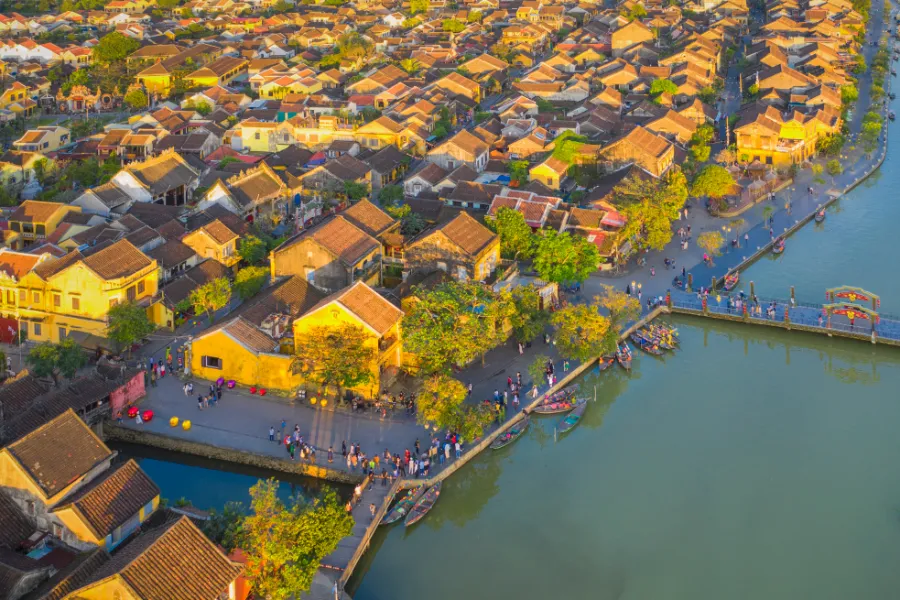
[54, 459, 159, 539]
[341, 199, 396, 237]
[436, 212, 497, 256]
[223, 317, 279, 352]
[0, 488, 34, 549]
[0, 249, 42, 280]
[307, 281, 402, 336]
[9, 201, 66, 224]
[82, 239, 153, 280]
[200, 220, 239, 245]
[25, 547, 110, 600]
[147, 239, 196, 267]
[6, 409, 113, 498]
[240, 275, 325, 326]
[78, 515, 241, 600]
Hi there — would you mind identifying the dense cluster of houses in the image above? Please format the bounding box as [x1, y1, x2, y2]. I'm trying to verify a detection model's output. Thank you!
[0, 0, 868, 592]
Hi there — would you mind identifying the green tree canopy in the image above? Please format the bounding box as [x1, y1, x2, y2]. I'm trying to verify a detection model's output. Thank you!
[234, 266, 268, 300]
[697, 231, 725, 262]
[486, 206, 534, 259]
[626, 2, 647, 20]
[410, 0, 429, 14]
[532, 230, 600, 284]
[650, 78, 678, 97]
[504, 285, 549, 343]
[107, 303, 155, 354]
[442, 18, 466, 33]
[190, 277, 232, 323]
[691, 164, 736, 199]
[124, 88, 148, 110]
[25, 339, 87, 386]
[93, 32, 140, 64]
[551, 131, 588, 164]
[613, 168, 688, 251]
[379, 184, 404, 206]
[597, 284, 640, 333]
[550, 299, 615, 362]
[344, 181, 369, 201]
[292, 323, 376, 397]
[238, 235, 268, 265]
[402, 281, 511, 374]
[242, 480, 353, 599]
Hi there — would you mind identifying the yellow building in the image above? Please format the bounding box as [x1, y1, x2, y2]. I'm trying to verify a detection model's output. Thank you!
[15, 239, 158, 343]
[189, 278, 403, 397]
[184, 56, 248, 89]
[0, 151, 50, 188]
[13, 125, 71, 153]
[735, 104, 842, 166]
[182, 219, 240, 268]
[404, 212, 501, 282]
[354, 115, 405, 150]
[8, 200, 80, 247]
[529, 156, 570, 190]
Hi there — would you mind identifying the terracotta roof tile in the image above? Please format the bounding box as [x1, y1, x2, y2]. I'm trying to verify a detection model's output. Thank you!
[307, 282, 402, 336]
[82, 239, 153, 280]
[54, 460, 159, 539]
[434, 212, 497, 256]
[79, 515, 241, 600]
[9, 201, 66, 224]
[341, 199, 396, 237]
[6, 410, 113, 498]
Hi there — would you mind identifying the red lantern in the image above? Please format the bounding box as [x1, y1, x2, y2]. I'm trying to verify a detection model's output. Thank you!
[250, 387, 257, 394]
[259, 389, 267, 396]
[127, 406, 139, 418]
[142, 410, 154, 422]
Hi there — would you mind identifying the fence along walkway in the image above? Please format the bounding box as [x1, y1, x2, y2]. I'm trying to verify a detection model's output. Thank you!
[667, 291, 900, 345]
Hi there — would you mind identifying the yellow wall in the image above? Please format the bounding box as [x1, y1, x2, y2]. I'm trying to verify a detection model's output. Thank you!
[190, 329, 300, 391]
[529, 164, 561, 189]
[183, 229, 239, 267]
[137, 74, 173, 97]
[16, 259, 158, 343]
[65, 577, 140, 600]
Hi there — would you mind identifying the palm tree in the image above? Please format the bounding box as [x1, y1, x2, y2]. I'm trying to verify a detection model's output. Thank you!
[399, 58, 421, 75]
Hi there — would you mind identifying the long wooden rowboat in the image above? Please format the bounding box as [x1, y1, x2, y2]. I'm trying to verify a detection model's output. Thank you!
[491, 416, 530, 450]
[533, 390, 582, 414]
[617, 343, 632, 371]
[814, 209, 826, 223]
[630, 334, 664, 356]
[772, 238, 785, 254]
[597, 356, 615, 372]
[639, 329, 676, 351]
[405, 482, 442, 527]
[381, 486, 425, 525]
[556, 399, 588, 436]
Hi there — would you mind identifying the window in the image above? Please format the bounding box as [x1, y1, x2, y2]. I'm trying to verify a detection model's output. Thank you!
[58, 327, 66, 340]
[436, 261, 447, 272]
[202, 355, 222, 369]
[127, 286, 136, 302]
[33, 292, 40, 304]
[305, 267, 315, 284]
[137, 280, 145, 294]
[36, 224, 45, 235]
[53, 294, 61, 307]
[6, 290, 13, 304]
[254, 132, 261, 140]
[33, 323, 41, 336]
[25, 500, 36, 516]
[19, 290, 25, 303]
[72, 297, 80, 311]
[52, 522, 64, 538]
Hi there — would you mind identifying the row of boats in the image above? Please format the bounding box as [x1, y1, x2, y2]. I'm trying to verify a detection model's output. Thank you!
[381, 323, 681, 528]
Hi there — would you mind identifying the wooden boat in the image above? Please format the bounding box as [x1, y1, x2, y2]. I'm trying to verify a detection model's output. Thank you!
[557, 399, 588, 435]
[382, 486, 424, 525]
[814, 209, 826, 223]
[772, 238, 785, 254]
[616, 343, 632, 371]
[533, 394, 581, 414]
[597, 356, 615, 372]
[647, 323, 679, 343]
[890, 111, 896, 121]
[639, 328, 676, 351]
[723, 272, 739, 291]
[491, 416, 530, 450]
[630, 333, 664, 356]
[534, 387, 576, 410]
[404, 482, 442, 527]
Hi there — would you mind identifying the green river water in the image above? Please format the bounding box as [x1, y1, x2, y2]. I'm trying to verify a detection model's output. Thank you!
[348, 109, 900, 598]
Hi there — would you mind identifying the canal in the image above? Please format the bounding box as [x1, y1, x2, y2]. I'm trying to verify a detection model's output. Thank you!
[348, 96, 900, 597]
[112, 443, 349, 510]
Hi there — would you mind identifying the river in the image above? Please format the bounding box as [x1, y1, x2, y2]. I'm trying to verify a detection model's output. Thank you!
[347, 92, 900, 598]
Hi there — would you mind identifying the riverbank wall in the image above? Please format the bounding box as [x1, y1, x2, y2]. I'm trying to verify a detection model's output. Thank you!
[104, 424, 364, 484]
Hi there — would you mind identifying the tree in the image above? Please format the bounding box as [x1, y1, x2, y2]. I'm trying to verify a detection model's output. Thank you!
[202, 501, 245, 553]
[402, 281, 511, 374]
[840, 84, 859, 105]
[817, 134, 845, 157]
[691, 164, 736, 199]
[124, 87, 148, 110]
[715, 147, 736, 165]
[157, 0, 180, 8]
[550, 300, 614, 362]
[242, 480, 353, 599]
[613, 168, 688, 251]
[626, 2, 647, 20]
[417, 374, 467, 430]
[32, 158, 50, 185]
[504, 285, 548, 343]
[238, 235, 268, 265]
[378, 184, 404, 206]
[697, 231, 725, 264]
[410, 0, 429, 14]
[384, 203, 426, 235]
[649, 78, 678, 98]
[93, 32, 140, 64]
[107, 303, 155, 355]
[532, 230, 600, 284]
[26, 339, 86, 387]
[442, 18, 466, 33]
[399, 58, 421, 75]
[551, 131, 588, 164]
[344, 181, 369, 201]
[486, 206, 534, 259]
[507, 160, 529, 184]
[698, 86, 717, 105]
[234, 266, 268, 300]
[190, 277, 232, 323]
[527, 354, 551, 389]
[292, 324, 376, 398]
[597, 284, 640, 333]
[467, 10, 482, 21]
[826, 158, 843, 182]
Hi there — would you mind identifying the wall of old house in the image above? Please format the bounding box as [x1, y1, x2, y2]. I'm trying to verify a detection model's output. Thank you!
[271, 239, 349, 292]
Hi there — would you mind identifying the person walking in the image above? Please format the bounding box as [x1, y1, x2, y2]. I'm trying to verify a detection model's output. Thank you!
[328, 446, 334, 463]
[269, 426, 275, 442]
